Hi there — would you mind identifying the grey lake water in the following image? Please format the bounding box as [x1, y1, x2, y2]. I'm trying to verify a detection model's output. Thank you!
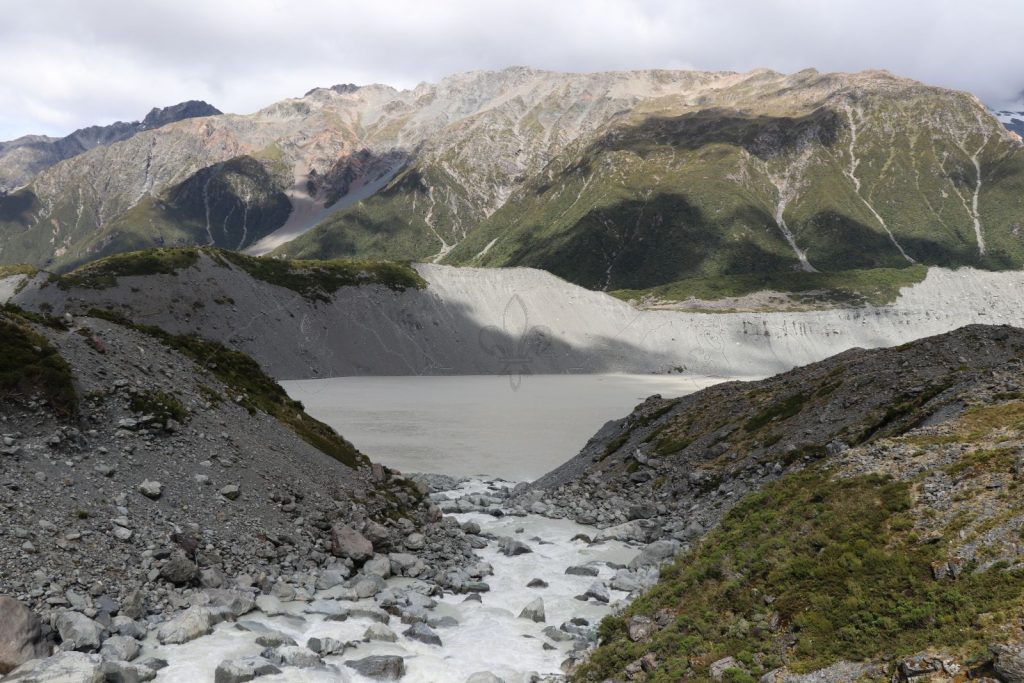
[281, 373, 739, 480]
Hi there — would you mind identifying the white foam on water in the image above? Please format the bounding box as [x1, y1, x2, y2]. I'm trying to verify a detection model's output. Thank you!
[145, 477, 640, 683]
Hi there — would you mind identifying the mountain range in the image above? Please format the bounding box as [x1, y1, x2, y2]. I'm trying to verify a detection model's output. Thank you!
[1, 67, 1022, 294]
[0, 100, 221, 193]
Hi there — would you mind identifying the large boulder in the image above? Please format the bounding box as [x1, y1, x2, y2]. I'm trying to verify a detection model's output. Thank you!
[159, 554, 197, 586]
[0, 597, 49, 674]
[2, 652, 104, 682]
[330, 524, 374, 562]
[402, 623, 442, 646]
[344, 655, 406, 680]
[156, 606, 222, 645]
[54, 612, 104, 652]
[628, 540, 680, 570]
[518, 598, 546, 623]
[198, 589, 255, 618]
[993, 644, 1024, 683]
[214, 656, 280, 683]
[98, 635, 140, 662]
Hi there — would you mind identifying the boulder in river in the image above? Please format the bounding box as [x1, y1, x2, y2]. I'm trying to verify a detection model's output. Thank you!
[518, 598, 546, 623]
[565, 565, 599, 576]
[498, 537, 532, 556]
[403, 622, 442, 646]
[467, 673, 506, 683]
[214, 655, 281, 683]
[583, 581, 610, 603]
[364, 624, 398, 643]
[345, 655, 406, 680]
[0, 597, 49, 673]
[156, 606, 222, 645]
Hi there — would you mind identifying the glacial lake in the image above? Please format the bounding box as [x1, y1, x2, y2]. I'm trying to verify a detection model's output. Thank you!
[282, 374, 741, 480]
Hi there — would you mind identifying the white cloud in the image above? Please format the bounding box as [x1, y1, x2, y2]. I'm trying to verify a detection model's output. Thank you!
[1, 0, 1022, 139]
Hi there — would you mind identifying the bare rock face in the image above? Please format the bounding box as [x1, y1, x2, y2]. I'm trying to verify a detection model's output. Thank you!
[330, 524, 374, 561]
[993, 644, 1024, 683]
[0, 597, 49, 674]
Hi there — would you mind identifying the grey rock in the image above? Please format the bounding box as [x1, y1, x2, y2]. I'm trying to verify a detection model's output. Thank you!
[402, 622, 442, 646]
[353, 576, 386, 599]
[498, 538, 532, 556]
[314, 568, 349, 590]
[110, 617, 146, 640]
[364, 623, 398, 643]
[628, 540, 680, 570]
[527, 578, 548, 588]
[2, 652, 104, 682]
[993, 644, 1024, 683]
[344, 655, 406, 680]
[627, 615, 654, 642]
[330, 524, 373, 562]
[268, 645, 321, 668]
[137, 481, 163, 500]
[583, 581, 610, 603]
[213, 656, 281, 683]
[0, 597, 49, 674]
[100, 659, 155, 682]
[156, 606, 221, 645]
[306, 636, 345, 656]
[363, 554, 392, 578]
[99, 636, 140, 662]
[403, 533, 425, 551]
[200, 589, 255, 618]
[54, 611, 105, 652]
[219, 485, 240, 501]
[254, 595, 283, 616]
[710, 657, 743, 681]
[159, 554, 197, 586]
[304, 600, 348, 620]
[518, 598, 545, 623]
[254, 631, 296, 648]
[564, 565, 599, 577]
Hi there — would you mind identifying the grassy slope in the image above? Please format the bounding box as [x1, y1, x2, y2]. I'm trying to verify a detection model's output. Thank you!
[611, 265, 929, 307]
[448, 90, 1024, 290]
[47, 246, 426, 301]
[273, 162, 479, 263]
[575, 394, 1024, 682]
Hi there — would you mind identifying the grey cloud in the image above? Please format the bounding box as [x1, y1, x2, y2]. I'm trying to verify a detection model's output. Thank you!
[1, 0, 1022, 139]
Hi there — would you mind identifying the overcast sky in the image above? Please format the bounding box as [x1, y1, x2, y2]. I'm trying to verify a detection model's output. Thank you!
[1, 0, 1022, 140]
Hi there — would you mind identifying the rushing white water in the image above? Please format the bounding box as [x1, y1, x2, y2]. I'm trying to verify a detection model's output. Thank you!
[143, 479, 639, 682]
[283, 373, 735, 479]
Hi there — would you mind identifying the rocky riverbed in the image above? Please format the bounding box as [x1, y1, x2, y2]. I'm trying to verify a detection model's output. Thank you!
[1, 475, 679, 682]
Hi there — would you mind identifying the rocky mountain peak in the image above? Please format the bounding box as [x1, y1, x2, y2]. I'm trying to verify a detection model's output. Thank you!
[139, 100, 221, 130]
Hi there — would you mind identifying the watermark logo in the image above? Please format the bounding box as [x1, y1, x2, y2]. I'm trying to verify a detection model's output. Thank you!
[479, 294, 552, 390]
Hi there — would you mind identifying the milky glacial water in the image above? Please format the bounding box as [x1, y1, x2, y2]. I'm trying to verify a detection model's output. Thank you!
[282, 374, 735, 480]
[146, 479, 638, 683]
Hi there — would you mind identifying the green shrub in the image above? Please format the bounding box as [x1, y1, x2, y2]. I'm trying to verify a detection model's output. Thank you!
[0, 315, 76, 417]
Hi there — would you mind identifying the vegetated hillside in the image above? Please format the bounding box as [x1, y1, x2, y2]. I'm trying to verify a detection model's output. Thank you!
[1, 68, 1021, 289]
[0, 101, 220, 192]
[290, 69, 1024, 291]
[517, 324, 1024, 681]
